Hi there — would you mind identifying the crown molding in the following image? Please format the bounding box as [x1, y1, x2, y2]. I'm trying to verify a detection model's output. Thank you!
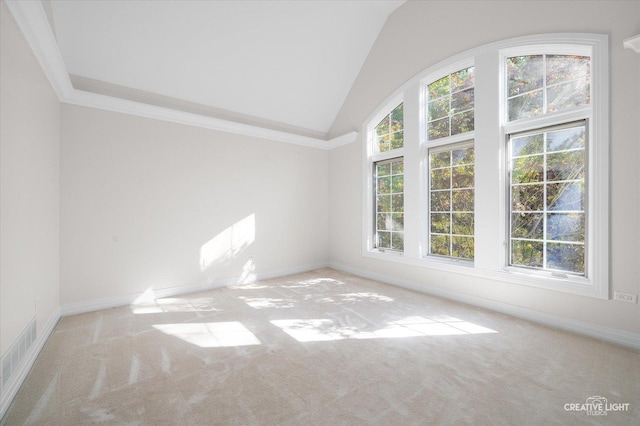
[623, 34, 640, 53]
[4, 0, 357, 150]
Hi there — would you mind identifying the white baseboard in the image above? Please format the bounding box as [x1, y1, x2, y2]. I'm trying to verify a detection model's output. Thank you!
[329, 262, 640, 351]
[0, 309, 60, 420]
[61, 262, 329, 317]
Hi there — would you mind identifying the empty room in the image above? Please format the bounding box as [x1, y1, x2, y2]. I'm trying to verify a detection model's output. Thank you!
[1, 0, 639, 424]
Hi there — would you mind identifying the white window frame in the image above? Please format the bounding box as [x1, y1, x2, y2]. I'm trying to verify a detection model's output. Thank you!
[362, 33, 609, 299]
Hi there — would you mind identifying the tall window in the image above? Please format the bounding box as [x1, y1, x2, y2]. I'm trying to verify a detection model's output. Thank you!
[373, 103, 404, 252]
[506, 54, 590, 275]
[425, 66, 475, 260]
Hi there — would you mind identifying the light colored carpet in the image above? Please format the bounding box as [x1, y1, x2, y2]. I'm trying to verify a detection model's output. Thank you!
[2, 268, 639, 425]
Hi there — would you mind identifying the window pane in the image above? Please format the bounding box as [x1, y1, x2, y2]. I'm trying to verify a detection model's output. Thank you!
[430, 168, 451, 190]
[546, 182, 584, 211]
[547, 213, 585, 242]
[546, 55, 590, 85]
[511, 213, 543, 239]
[430, 191, 450, 211]
[452, 236, 474, 260]
[508, 90, 543, 121]
[428, 98, 450, 121]
[451, 110, 474, 135]
[375, 158, 404, 252]
[451, 67, 475, 92]
[375, 103, 403, 152]
[511, 240, 543, 268]
[427, 118, 449, 140]
[509, 123, 587, 275]
[507, 55, 544, 97]
[428, 75, 450, 99]
[431, 213, 450, 233]
[427, 67, 474, 140]
[431, 235, 450, 257]
[428, 144, 474, 260]
[547, 243, 584, 273]
[512, 184, 544, 211]
[512, 155, 544, 184]
[507, 54, 591, 121]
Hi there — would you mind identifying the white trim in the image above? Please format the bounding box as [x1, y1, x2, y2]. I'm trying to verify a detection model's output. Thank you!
[3, 0, 357, 151]
[623, 34, 640, 53]
[329, 262, 640, 351]
[0, 310, 61, 420]
[61, 262, 328, 316]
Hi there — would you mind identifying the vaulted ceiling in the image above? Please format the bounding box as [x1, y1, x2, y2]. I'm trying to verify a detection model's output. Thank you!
[46, 0, 405, 138]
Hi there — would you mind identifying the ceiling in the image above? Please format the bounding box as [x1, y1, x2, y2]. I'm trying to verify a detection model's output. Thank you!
[47, 0, 405, 137]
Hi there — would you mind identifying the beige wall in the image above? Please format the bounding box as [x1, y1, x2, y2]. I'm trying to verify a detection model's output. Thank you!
[0, 0, 61, 355]
[328, 1, 640, 333]
[60, 105, 329, 306]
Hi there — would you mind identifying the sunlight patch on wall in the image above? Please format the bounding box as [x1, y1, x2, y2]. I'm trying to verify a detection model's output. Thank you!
[200, 214, 255, 271]
[271, 315, 497, 343]
[153, 322, 261, 348]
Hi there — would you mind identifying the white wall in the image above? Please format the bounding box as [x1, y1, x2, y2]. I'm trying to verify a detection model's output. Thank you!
[0, 0, 60, 355]
[328, 1, 640, 334]
[60, 105, 329, 307]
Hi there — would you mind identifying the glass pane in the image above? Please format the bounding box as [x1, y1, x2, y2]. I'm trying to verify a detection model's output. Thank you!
[507, 55, 543, 97]
[546, 182, 584, 211]
[451, 110, 474, 135]
[512, 184, 544, 211]
[452, 146, 474, 165]
[547, 213, 584, 242]
[391, 194, 404, 212]
[430, 151, 451, 168]
[377, 134, 391, 153]
[428, 118, 449, 140]
[508, 90, 543, 121]
[375, 116, 389, 136]
[378, 231, 391, 249]
[452, 188, 474, 211]
[430, 168, 450, 190]
[392, 159, 404, 174]
[428, 98, 450, 121]
[511, 240, 543, 268]
[430, 213, 450, 233]
[431, 191, 451, 212]
[452, 213, 474, 235]
[377, 176, 391, 194]
[547, 78, 590, 113]
[389, 131, 403, 150]
[428, 75, 450, 99]
[547, 150, 585, 182]
[451, 67, 475, 92]
[431, 234, 450, 256]
[512, 133, 543, 157]
[511, 213, 543, 239]
[390, 104, 404, 132]
[376, 163, 390, 176]
[546, 126, 585, 152]
[512, 155, 544, 184]
[452, 164, 474, 188]
[376, 213, 390, 231]
[392, 232, 404, 251]
[391, 175, 404, 193]
[547, 243, 584, 273]
[452, 236, 474, 260]
[451, 88, 474, 112]
[546, 55, 590, 85]
[376, 195, 391, 213]
[392, 214, 404, 231]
